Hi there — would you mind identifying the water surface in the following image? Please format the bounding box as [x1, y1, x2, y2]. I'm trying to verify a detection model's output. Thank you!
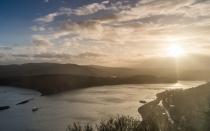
[0, 81, 205, 131]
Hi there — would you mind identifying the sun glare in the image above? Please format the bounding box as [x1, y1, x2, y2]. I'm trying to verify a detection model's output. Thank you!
[167, 44, 184, 57]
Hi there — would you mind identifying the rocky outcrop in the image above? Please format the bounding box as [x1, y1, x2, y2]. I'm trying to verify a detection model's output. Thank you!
[139, 82, 210, 131]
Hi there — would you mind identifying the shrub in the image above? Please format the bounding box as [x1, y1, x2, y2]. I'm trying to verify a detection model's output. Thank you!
[66, 116, 145, 131]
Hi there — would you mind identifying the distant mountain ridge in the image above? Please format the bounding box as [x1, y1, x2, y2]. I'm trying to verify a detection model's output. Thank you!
[0, 63, 134, 77]
[0, 63, 176, 95]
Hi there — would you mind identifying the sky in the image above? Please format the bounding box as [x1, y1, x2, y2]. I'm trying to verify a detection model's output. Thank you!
[1, 0, 210, 67]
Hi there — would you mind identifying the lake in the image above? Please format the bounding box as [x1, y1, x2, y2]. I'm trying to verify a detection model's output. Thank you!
[0, 81, 205, 131]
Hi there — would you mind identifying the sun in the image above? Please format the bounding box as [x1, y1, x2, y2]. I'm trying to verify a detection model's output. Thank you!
[167, 44, 184, 57]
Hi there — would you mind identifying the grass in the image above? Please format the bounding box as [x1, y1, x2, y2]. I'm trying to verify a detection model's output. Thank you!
[66, 116, 147, 131]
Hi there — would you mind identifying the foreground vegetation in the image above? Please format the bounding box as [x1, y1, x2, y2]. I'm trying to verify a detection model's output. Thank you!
[66, 101, 210, 131]
[66, 116, 148, 131]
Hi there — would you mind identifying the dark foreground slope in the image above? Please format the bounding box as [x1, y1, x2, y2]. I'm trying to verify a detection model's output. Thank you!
[139, 82, 210, 131]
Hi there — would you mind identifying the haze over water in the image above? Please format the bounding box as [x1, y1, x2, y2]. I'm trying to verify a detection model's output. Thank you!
[0, 81, 205, 131]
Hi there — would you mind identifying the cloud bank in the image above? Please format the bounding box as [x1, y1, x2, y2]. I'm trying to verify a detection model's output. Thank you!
[2, 0, 210, 67]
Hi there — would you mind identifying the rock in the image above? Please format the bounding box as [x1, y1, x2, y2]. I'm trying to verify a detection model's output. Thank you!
[16, 98, 33, 105]
[32, 107, 40, 112]
[139, 100, 147, 104]
[0, 106, 10, 111]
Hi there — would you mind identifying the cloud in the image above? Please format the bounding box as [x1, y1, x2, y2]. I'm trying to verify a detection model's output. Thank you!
[44, 0, 49, 3]
[33, 53, 71, 59]
[7, 51, 109, 66]
[35, 0, 134, 24]
[35, 2, 107, 23]
[32, 35, 53, 47]
[31, 26, 46, 32]
[0, 46, 12, 50]
[72, 3, 106, 16]
[4, 0, 209, 66]
[76, 52, 107, 58]
[13, 52, 106, 59]
[35, 12, 59, 23]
